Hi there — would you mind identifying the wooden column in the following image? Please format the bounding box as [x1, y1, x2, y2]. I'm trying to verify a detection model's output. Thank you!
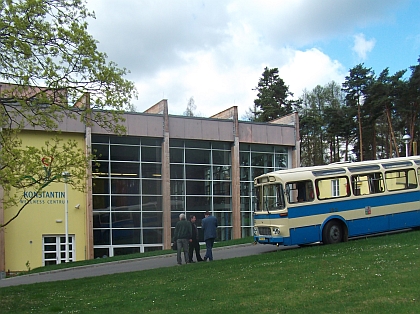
[231, 107, 241, 239]
[161, 100, 171, 249]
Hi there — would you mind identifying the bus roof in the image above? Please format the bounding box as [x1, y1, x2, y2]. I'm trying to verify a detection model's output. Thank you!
[254, 156, 420, 183]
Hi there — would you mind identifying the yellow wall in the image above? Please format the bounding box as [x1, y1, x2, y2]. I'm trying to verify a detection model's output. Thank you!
[4, 131, 87, 272]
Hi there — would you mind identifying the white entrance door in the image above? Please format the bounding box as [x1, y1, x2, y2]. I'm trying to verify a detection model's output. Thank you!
[43, 235, 75, 266]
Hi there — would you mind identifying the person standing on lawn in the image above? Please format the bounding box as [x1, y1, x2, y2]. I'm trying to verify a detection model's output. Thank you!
[201, 211, 218, 261]
[173, 213, 192, 265]
[188, 215, 203, 263]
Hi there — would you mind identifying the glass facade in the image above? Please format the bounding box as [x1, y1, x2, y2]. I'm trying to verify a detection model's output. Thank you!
[239, 144, 289, 237]
[170, 140, 232, 242]
[92, 135, 163, 258]
[91, 136, 290, 257]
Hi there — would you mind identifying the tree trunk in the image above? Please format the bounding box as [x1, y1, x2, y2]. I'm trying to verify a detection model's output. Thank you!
[385, 106, 399, 157]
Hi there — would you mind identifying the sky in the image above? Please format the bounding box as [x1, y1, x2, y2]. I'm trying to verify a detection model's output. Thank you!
[86, 0, 420, 119]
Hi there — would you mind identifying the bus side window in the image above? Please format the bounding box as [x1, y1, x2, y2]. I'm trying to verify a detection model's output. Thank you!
[351, 172, 384, 196]
[316, 176, 350, 200]
[385, 169, 417, 191]
[286, 180, 314, 203]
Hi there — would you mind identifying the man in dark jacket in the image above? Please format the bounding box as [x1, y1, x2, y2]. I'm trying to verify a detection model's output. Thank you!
[188, 215, 203, 263]
[174, 213, 192, 265]
[201, 211, 218, 261]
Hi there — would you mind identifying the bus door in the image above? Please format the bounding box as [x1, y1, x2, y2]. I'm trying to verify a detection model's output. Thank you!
[256, 183, 285, 241]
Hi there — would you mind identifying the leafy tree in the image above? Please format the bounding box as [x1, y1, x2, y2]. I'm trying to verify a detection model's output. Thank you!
[184, 97, 196, 116]
[364, 68, 406, 158]
[0, 0, 137, 226]
[342, 64, 374, 161]
[403, 57, 420, 155]
[299, 82, 351, 166]
[253, 67, 294, 122]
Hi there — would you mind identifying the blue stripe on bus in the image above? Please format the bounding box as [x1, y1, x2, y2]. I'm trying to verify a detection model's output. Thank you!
[254, 190, 420, 220]
[254, 208, 420, 246]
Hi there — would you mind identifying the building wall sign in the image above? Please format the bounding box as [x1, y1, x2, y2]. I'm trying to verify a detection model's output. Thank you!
[21, 191, 66, 205]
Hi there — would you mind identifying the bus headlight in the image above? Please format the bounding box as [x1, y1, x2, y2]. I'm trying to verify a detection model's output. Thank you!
[253, 227, 258, 236]
[273, 228, 280, 235]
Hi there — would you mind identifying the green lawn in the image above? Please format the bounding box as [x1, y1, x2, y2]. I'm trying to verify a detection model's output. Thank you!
[1, 231, 420, 313]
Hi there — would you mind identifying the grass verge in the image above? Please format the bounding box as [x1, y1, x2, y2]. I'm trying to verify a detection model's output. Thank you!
[1, 231, 420, 313]
[24, 236, 254, 274]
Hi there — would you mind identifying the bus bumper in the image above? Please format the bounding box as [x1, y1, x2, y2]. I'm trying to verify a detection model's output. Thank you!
[254, 235, 284, 245]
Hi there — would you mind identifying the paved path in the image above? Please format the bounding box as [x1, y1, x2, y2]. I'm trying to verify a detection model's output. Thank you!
[0, 243, 296, 288]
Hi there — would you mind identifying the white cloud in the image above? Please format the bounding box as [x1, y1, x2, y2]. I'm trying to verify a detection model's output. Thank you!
[84, 0, 404, 117]
[279, 48, 346, 97]
[353, 33, 376, 60]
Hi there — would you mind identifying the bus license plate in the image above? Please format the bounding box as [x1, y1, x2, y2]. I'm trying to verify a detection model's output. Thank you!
[259, 237, 265, 241]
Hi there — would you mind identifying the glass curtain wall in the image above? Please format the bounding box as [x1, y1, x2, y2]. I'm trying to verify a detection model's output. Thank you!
[92, 135, 163, 258]
[170, 140, 232, 241]
[239, 144, 289, 237]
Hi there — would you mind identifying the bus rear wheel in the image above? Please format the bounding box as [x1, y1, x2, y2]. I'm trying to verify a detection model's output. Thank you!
[322, 220, 343, 244]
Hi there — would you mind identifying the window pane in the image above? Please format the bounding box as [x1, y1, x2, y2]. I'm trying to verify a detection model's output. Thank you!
[171, 197, 185, 211]
[240, 182, 251, 196]
[112, 212, 140, 228]
[186, 181, 210, 195]
[213, 150, 231, 165]
[213, 197, 231, 211]
[93, 178, 109, 194]
[213, 166, 231, 180]
[142, 179, 162, 195]
[111, 196, 140, 211]
[275, 154, 288, 169]
[93, 161, 109, 177]
[241, 212, 252, 226]
[251, 153, 273, 167]
[110, 145, 140, 161]
[186, 165, 211, 179]
[93, 144, 109, 160]
[142, 196, 162, 211]
[385, 169, 417, 191]
[114, 247, 140, 256]
[170, 164, 184, 179]
[170, 148, 184, 163]
[93, 229, 110, 245]
[171, 180, 185, 195]
[143, 212, 163, 227]
[92, 135, 109, 144]
[212, 142, 231, 150]
[93, 212, 110, 228]
[186, 196, 210, 212]
[185, 140, 210, 149]
[141, 138, 161, 146]
[316, 177, 350, 199]
[213, 182, 231, 196]
[93, 195, 110, 211]
[110, 136, 140, 145]
[143, 229, 163, 244]
[112, 229, 141, 244]
[240, 196, 252, 211]
[111, 179, 140, 194]
[185, 149, 210, 164]
[142, 146, 161, 162]
[43, 237, 56, 244]
[111, 162, 140, 178]
[94, 248, 110, 259]
[142, 163, 161, 178]
[170, 139, 184, 148]
[252, 167, 266, 179]
[217, 227, 232, 241]
[44, 245, 56, 251]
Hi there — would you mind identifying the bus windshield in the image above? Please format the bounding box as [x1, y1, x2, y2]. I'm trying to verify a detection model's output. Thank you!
[256, 183, 285, 212]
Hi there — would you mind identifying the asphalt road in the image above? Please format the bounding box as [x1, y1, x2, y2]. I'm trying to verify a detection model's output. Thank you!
[0, 243, 297, 288]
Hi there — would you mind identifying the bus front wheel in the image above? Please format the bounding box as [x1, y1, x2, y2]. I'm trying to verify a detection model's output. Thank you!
[322, 220, 343, 244]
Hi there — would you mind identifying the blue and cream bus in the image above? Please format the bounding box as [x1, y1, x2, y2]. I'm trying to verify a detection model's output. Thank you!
[253, 156, 420, 246]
